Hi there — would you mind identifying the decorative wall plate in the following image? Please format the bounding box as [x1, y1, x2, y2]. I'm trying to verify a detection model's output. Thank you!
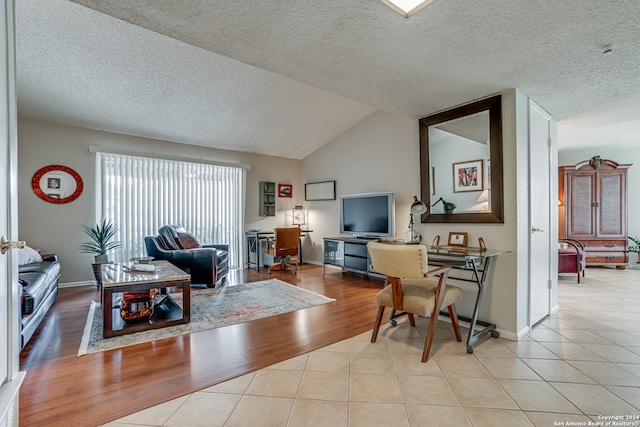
[31, 165, 83, 204]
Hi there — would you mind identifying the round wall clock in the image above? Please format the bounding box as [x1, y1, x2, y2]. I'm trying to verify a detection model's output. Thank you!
[31, 165, 84, 204]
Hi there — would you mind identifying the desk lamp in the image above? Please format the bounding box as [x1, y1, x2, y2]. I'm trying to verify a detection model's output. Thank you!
[292, 205, 306, 227]
[405, 196, 427, 244]
[431, 197, 457, 214]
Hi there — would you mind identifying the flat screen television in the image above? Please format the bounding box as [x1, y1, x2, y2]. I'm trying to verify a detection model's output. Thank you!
[339, 192, 394, 238]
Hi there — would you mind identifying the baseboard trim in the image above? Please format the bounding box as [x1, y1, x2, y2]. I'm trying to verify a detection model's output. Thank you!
[516, 325, 531, 341]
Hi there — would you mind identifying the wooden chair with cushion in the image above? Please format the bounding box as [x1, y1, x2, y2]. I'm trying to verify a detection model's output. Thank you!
[265, 227, 301, 273]
[367, 241, 463, 362]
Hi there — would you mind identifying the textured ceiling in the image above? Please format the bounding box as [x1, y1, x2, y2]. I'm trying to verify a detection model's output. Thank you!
[15, 0, 640, 158]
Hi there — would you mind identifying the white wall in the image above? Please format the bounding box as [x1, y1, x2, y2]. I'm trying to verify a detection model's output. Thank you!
[302, 92, 524, 338]
[18, 118, 302, 283]
[558, 146, 640, 253]
[301, 110, 420, 260]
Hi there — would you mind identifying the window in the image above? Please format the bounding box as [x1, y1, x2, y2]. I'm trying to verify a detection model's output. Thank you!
[96, 152, 246, 269]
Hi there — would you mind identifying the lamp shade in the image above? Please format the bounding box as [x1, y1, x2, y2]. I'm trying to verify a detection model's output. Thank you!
[410, 196, 427, 215]
[292, 205, 306, 225]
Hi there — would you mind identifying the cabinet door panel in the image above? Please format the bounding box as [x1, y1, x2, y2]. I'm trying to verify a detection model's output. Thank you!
[597, 172, 626, 237]
[567, 173, 596, 238]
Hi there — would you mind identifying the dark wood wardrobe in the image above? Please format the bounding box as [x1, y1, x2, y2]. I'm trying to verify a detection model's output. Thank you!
[559, 156, 632, 268]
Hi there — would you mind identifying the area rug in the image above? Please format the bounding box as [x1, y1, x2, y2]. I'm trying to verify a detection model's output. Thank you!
[78, 278, 335, 356]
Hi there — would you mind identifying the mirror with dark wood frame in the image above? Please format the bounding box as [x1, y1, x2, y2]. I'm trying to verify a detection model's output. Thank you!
[419, 95, 504, 223]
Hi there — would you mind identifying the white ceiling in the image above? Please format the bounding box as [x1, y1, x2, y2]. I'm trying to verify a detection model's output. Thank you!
[15, 0, 640, 159]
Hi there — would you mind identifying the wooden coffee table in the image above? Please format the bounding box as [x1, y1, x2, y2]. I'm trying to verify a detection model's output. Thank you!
[100, 260, 191, 338]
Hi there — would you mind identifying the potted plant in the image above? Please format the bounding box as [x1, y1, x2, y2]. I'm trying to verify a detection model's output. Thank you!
[79, 219, 122, 263]
[628, 236, 640, 264]
[80, 220, 122, 287]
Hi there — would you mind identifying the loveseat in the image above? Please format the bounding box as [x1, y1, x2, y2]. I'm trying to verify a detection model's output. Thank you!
[19, 252, 60, 350]
[145, 225, 229, 288]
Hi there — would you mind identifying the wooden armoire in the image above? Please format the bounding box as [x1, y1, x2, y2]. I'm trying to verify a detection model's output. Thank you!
[559, 156, 632, 268]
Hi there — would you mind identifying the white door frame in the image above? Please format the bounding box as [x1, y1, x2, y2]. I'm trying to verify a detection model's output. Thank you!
[0, 0, 25, 425]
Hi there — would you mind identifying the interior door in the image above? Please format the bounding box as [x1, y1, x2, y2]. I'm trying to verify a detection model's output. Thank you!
[528, 100, 553, 325]
[0, 1, 24, 425]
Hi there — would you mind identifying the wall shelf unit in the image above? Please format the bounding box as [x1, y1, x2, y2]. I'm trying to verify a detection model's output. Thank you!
[259, 181, 276, 217]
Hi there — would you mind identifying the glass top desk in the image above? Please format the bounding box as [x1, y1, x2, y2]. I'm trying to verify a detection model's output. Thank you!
[246, 229, 312, 271]
[427, 245, 510, 354]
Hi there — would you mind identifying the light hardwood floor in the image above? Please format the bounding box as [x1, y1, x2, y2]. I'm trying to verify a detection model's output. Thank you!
[21, 265, 640, 426]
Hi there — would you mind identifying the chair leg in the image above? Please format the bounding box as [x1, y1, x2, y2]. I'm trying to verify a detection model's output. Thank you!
[288, 261, 298, 273]
[448, 304, 462, 342]
[421, 313, 439, 362]
[371, 306, 386, 343]
[407, 313, 416, 327]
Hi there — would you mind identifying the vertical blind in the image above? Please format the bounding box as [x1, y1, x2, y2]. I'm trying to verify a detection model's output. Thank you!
[96, 152, 246, 269]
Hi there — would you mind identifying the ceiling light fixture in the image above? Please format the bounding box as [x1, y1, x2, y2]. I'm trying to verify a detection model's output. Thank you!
[380, 0, 435, 18]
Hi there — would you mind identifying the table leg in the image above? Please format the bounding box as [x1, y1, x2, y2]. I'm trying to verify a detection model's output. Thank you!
[102, 288, 113, 338]
[465, 257, 499, 353]
[246, 236, 251, 270]
[246, 235, 261, 272]
[182, 280, 191, 323]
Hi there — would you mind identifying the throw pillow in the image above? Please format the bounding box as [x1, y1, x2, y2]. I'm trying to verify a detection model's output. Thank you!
[176, 231, 202, 249]
[18, 245, 43, 266]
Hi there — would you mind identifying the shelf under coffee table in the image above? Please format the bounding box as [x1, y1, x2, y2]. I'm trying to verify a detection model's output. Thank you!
[100, 260, 191, 338]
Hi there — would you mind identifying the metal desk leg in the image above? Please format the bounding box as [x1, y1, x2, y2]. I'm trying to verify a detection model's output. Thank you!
[246, 235, 260, 272]
[465, 257, 499, 354]
[246, 236, 251, 270]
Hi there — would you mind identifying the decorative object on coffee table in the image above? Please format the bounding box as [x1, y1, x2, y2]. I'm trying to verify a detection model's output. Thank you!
[120, 292, 154, 323]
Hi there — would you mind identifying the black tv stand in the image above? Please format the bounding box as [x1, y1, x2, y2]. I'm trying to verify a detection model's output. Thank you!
[323, 237, 383, 278]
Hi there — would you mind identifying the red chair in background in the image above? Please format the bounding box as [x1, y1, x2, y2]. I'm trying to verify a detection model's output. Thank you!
[558, 239, 586, 283]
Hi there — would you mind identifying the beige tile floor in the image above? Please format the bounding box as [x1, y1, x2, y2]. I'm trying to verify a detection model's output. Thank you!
[104, 267, 640, 427]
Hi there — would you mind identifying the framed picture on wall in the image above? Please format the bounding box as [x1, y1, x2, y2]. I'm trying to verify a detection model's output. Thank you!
[278, 184, 292, 198]
[305, 181, 336, 201]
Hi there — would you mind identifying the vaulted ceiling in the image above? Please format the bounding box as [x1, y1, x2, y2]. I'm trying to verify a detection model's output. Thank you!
[15, 0, 640, 158]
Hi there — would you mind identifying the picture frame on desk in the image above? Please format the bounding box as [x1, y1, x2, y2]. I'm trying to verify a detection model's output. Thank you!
[448, 232, 468, 247]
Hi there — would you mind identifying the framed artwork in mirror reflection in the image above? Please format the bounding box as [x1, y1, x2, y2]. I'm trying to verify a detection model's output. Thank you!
[453, 159, 483, 193]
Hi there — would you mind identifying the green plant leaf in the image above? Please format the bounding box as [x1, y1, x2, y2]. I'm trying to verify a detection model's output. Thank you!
[79, 219, 122, 256]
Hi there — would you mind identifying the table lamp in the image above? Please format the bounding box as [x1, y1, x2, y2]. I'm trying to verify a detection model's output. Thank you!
[405, 196, 427, 244]
[292, 205, 306, 226]
[431, 197, 457, 214]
